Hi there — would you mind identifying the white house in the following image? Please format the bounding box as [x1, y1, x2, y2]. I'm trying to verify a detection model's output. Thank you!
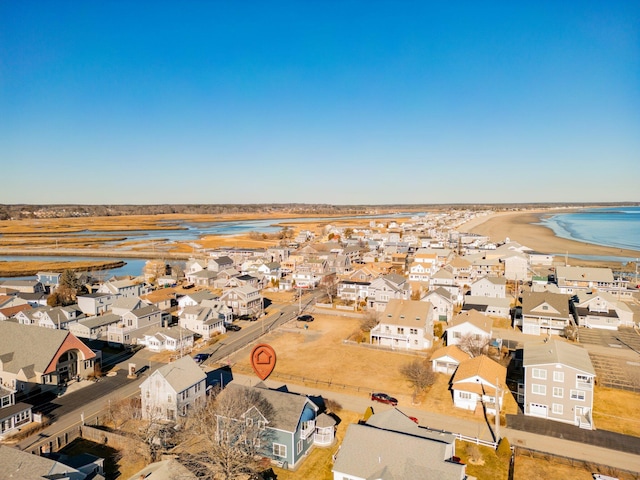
[451, 355, 506, 415]
[571, 291, 634, 330]
[445, 310, 493, 350]
[139, 355, 207, 421]
[430, 345, 471, 375]
[423, 287, 455, 323]
[470, 276, 507, 298]
[370, 299, 434, 351]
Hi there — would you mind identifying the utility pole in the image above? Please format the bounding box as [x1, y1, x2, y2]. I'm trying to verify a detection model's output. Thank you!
[495, 377, 501, 442]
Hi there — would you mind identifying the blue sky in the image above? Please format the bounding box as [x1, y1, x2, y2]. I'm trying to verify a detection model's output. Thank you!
[1, 1, 638, 205]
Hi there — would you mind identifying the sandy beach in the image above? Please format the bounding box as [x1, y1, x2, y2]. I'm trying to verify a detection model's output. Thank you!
[460, 209, 640, 267]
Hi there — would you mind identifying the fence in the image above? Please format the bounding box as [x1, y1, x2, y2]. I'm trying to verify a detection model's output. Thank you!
[454, 433, 497, 449]
[514, 446, 640, 479]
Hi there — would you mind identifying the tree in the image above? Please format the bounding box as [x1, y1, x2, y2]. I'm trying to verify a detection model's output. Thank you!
[175, 386, 276, 480]
[457, 333, 491, 357]
[319, 273, 338, 303]
[360, 311, 379, 332]
[56, 269, 83, 305]
[400, 359, 436, 403]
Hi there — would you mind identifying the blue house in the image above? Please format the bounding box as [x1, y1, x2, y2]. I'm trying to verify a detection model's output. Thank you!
[219, 383, 319, 469]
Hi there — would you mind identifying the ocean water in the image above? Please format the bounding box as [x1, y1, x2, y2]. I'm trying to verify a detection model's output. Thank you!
[540, 206, 640, 254]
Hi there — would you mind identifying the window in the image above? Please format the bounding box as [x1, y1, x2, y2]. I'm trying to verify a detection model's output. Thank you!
[532, 368, 547, 380]
[273, 443, 287, 458]
[553, 371, 564, 382]
[552, 403, 563, 415]
[257, 420, 266, 430]
[297, 439, 303, 454]
[531, 384, 546, 395]
[552, 387, 563, 398]
[246, 418, 254, 427]
[576, 374, 592, 384]
[570, 390, 585, 401]
[459, 392, 472, 400]
[167, 394, 172, 402]
[397, 327, 404, 334]
[410, 328, 418, 335]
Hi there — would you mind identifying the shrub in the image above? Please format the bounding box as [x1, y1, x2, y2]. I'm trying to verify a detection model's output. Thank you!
[496, 437, 511, 459]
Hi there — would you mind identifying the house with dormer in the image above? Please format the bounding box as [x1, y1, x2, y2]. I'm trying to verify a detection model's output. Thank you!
[521, 292, 572, 336]
[179, 303, 228, 339]
[370, 299, 434, 350]
[177, 290, 219, 315]
[140, 355, 207, 421]
[0, 385, 32, 440]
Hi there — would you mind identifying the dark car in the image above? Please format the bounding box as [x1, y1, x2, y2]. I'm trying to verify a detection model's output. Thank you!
[193, 353, 210, 364]
[297, 314, 314, 322]
[225, 324, 241, 332]
[371, 392, 398, 406]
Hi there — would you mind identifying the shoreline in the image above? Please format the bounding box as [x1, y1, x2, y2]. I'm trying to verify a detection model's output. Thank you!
[461, 209, 640, 266]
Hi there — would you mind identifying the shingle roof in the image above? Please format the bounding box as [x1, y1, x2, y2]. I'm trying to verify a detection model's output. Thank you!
[452, 355, 506, 388]
[333, 423, 465, 480]
[521, 292, 570, 318]
[430, 345, 471, 364]
[523, 339, 595, 375]
[448, 309, 492, 333]
[152, 355, 206, 393]
[381, 299, 432, 327]
[0, 322, 70, 375]
[223, 383, 316, 432]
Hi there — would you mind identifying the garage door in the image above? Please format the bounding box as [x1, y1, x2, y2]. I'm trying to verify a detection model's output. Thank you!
[529, 403, 548, 418]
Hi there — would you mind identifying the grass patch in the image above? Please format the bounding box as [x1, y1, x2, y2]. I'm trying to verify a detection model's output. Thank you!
[593, 385, 640, 436]
[456, 441, 509, 480]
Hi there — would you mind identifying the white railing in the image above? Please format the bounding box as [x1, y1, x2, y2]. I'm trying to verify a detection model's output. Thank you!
[453, 433, 497, 449]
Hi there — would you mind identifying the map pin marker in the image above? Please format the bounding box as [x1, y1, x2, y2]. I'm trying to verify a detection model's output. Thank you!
[250, 344, 277, 381]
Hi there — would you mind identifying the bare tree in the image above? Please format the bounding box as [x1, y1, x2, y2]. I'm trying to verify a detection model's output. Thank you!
[360, 311, 379, 332]
[175, 385, 276, 480]
[400, 359, 436, 402]
[319, 273, 338, 303]
[457, 333, 491, 357]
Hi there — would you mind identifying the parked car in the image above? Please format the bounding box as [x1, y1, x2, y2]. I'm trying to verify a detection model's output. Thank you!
[371, 392, 398, 406]
[225, 324, 241, 332]
[297, 314, 314, 322]
[193, 353, 210, 364]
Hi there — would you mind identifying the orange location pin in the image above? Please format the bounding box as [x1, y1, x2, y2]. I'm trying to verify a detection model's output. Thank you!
[250, 344, 277, 381]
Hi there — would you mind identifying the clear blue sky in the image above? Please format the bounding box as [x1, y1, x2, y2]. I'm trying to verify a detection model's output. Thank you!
[1, 1, 638, 205]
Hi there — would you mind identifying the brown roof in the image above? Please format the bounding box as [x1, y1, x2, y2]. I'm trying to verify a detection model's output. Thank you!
[430, 345, 471, 364]
[381, 299, 432, 327]
[521, 291, 570, 318]
[452, 355, 506, 387]
[448, 309, 492, 333]
[0, 304, 33, 319]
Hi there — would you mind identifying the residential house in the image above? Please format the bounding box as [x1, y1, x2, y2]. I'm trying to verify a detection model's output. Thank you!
[0, 279, 45, 294]
[0, 322, 97, 394]
[208, 255, 235, 272]
[554, 266, 628, 297]
[220, 285, 262, 317]
[138, 326, 195, 353]
[430, 268, 461, 300]
[462, 295, 511, 319]
[0, 444, 98, 480]
[185, 258, 207, 275]
[179, 304, 227, 340]
[468, 255, 503, 279]
[185, 269, 218, 287]
[98, 278, 146, 298]
[430, 345, 471, 375]
[217, 383, 319, 470]
[15, 305, 84, 330]
[521, 292, 572, 336]
[408, 262, 432, 283]
[126, 458, 197, 480]
[337, 280, 370, 304]
[332, 409, 465, 480]
[451, 355, 506, 415]
[366, 274, 411, 312]
[422, 287, 455, 323]
[68, 313, 121, 340]
[177, 290, 219, 315]
[370, 299, 434, 350]
[470, 276, 507, 298]
[523, 339, 596, 429]
[0, 385, 32, 440]
[502, 253, 529, 281]
[140, 355, 207, 421]
[445, 310, 493, 350]
[446, 256, 473, 288]
[77, 292, 116, 316]
[571, 291, 635, 329]
[36, 271, 62, 291]
[107, 304, 164, 345]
